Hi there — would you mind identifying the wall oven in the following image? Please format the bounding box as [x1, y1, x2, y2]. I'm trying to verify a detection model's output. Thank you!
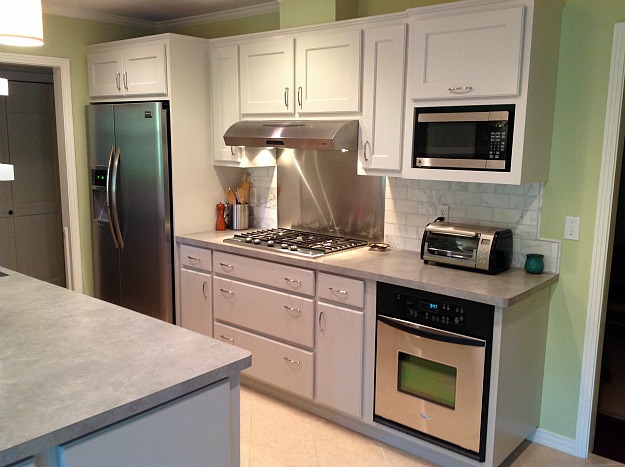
[374, 282, 494, 461]
[412, 104, 515, 171]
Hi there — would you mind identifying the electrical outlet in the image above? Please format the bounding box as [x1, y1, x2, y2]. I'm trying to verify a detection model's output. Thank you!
[437, 205, 449, 220]
[564, 216, 580, 240]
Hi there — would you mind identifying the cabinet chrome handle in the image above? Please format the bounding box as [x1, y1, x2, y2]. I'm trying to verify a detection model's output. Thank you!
[220, 262, 234, 269]
[284, 356, 300, 365]
[220, 335, 234, 342]
[123, 71, 128, 90]
[219, 288, 234, 295]
[364, 140, 371, 163]
[329, 287, 348, 295]
[284, 87, 289, 108]
[448, 86, 473, 94]
[202, 281, 208, 298]
[230, 146, 235, 156]
[284, 305, 301, 314]
[297, 86, 302, 108]
[115, 72, 121, 91]
[318, 310, 324, 332]
[284, 277, 301, 284]
[187, 255, 200, 262]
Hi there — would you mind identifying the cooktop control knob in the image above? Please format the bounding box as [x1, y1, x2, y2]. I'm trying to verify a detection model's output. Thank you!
[245, 237, 253, 243]
[281, 243, 289, 249]
[267, 240, 274, 247]
[289, 245, 298, 251]
[253, 239, 261, 245]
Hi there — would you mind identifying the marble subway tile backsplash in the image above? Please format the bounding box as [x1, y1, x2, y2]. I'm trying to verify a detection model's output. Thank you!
[384, 178, 561, 273]
[243, 167, 560, 273]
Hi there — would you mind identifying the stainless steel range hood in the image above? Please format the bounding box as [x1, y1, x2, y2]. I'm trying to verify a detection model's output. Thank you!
[223, 120, 359, 151]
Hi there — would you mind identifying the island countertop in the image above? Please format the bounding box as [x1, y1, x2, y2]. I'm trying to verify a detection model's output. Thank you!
[0, 268, 251, 466]
[177, 230, 558, 308]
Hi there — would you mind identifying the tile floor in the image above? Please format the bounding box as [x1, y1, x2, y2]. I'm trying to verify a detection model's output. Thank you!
[240, 385, 624, 467]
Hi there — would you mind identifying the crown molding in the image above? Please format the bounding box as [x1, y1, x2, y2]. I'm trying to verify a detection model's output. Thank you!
[42, 2, 278, 28]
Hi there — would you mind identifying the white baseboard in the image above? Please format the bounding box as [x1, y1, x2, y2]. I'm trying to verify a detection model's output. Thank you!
[527, 428, 578, 457]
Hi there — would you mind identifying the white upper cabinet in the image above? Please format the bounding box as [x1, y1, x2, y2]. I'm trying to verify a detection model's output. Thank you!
[88, 40, 168, 98]
[294, 30, 361, 114]
[410, 6, 524, 100]
[239, 38, 294, 115]
[239, 30, 361, 116]
[211, 45, 242, 165]
[359, 23, 407, 174]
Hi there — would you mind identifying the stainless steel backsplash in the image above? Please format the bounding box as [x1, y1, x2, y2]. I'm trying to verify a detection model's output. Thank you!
[277, 149, 385, 241]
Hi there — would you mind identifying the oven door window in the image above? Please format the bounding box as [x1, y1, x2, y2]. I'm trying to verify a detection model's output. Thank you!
[398, 352, 457, 409]
[416, 120, 494, 159]
[425, 233, 479, 260]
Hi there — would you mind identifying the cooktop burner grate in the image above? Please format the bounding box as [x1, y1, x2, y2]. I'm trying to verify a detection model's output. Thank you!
[223, 228, 369, 257]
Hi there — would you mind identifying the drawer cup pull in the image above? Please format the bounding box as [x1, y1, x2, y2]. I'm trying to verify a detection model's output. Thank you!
[329, 287, 348, 295]
[283, 356, 300, 365]
[219, 288, 234, 295]
[220, 335, 235, 342]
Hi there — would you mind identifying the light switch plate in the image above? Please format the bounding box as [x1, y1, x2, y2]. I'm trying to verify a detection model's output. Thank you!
[564, 216, 580, 240]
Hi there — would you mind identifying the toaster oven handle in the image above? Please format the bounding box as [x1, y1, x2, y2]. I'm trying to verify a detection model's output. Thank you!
[377, 315, 485, 347]
[425, 228, 478, 238]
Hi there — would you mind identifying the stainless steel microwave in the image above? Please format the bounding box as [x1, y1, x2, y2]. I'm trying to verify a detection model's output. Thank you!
[412, 104, 515, 171]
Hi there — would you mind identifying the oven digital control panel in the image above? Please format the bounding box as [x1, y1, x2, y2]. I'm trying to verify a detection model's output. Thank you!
[377, 282, 494, 339]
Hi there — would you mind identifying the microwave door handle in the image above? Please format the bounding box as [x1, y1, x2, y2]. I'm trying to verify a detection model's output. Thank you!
[378, 315, 485, 347]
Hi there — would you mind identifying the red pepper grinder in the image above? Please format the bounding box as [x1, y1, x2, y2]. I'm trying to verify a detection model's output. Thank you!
[216, 202, 226, 231]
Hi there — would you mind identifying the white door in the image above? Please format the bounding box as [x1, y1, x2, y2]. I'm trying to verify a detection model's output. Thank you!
[239, 38, 295, 115]
[87, 49, 123, 97]
[295, 30, 362, 114]
[179, 268, 213, 337]
[122, 42, 168, 96]
[0, 73, 66, 286]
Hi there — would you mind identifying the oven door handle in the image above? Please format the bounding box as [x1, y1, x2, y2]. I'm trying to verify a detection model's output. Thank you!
[377, 315, 486, 347]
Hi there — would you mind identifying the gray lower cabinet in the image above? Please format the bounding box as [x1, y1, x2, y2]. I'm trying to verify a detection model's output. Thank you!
[57, 380, 231, 467]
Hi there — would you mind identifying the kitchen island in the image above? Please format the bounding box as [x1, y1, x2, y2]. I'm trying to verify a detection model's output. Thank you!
[0, 268, 251, 467]
[177, 230, 558, 467]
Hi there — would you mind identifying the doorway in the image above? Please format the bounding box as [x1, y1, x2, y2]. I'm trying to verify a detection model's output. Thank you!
[593, 166, 625, 462]
[0, 52, 82, 292]
[0, 65, 66, 286]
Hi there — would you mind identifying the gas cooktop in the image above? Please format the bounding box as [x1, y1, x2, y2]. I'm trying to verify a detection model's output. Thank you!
[223, 228, 369, 258]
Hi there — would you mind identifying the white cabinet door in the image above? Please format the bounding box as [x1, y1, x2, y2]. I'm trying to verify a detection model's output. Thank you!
[295, 30, 362, 114]
[87, 50, 123, 97]
[239, 38, 294, 115]
[316, 302, 364, 418]
[180, 268, 213, 337]
[411, 6, 524, 99]
[211, 45, 242, 165]
[122, 42, 168, 96]
[88, 40, 168, 98]
[360, 24, 406, 172]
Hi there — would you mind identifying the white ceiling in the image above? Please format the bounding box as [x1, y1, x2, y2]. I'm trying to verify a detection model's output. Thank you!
[42, 0, 276, 24]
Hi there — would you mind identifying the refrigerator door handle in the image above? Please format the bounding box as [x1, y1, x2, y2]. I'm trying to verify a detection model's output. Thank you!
[110, 146, 125, 250]
[105, 145, 119, 249]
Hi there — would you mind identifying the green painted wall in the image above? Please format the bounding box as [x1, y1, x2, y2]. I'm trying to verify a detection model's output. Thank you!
[0, 15, 153, 296]
[539, 0, 625, 438]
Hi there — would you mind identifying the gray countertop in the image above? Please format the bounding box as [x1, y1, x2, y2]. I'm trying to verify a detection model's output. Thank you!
[0, 268, 251, 466]
[178, 230, 558, 308]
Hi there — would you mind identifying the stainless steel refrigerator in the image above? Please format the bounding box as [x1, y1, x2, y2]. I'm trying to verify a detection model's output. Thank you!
[87, 102, 173, 323]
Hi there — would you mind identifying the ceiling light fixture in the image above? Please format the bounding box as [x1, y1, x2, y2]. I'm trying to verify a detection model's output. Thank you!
[0, 0, 44, 47]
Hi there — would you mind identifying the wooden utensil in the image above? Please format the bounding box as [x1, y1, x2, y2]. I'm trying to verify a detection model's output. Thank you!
[236, 186, 245, 204]
[225, 188, 237, 204]
[241, 172, 250, 204]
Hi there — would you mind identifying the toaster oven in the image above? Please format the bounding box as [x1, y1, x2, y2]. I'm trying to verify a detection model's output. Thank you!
[421, 221, 512, 274]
